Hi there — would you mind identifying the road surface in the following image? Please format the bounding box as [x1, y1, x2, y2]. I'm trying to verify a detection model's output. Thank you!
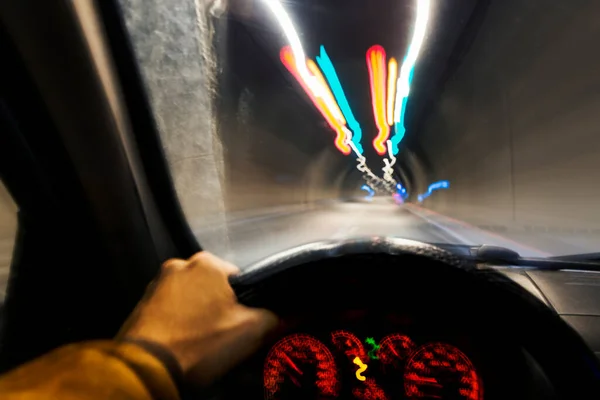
[0, 199, 595, 300]
[195, 199, 553, 268]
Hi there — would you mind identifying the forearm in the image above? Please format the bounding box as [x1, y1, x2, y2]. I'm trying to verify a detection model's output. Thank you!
[0, 341, 179, 400]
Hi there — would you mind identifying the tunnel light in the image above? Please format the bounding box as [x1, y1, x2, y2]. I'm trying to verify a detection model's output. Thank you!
[418, 180, 449, 202]
[396, 183, 408, 199]
[391, 0, 431, 155]
[281, 47, 351, 155]
[307, 59, 346, 125]
[392, 192, 404, 204]
[382, 139, 398, 183]
[367, 45, 391, 155]
[263, 0, 343, 122]
[316, 46, 364, 154]
[267, 0, 397, 189]
[386, 58, 398, 126]
[361, 184, 375, 201]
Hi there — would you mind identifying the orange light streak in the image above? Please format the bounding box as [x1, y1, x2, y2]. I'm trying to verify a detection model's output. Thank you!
[280, 46, 351, 155]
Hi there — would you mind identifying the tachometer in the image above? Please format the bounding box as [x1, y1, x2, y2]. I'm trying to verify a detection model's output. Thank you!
[378, 334, 415, 367]
[404, 343, 483, 400]
[264, 334, 339, 400]
[331, 330, 368, 362]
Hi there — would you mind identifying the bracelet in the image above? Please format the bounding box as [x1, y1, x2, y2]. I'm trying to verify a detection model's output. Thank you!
[122, 337, 185, 397]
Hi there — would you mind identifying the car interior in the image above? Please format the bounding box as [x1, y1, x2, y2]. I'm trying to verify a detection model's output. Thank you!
[1, 1, 600, 400]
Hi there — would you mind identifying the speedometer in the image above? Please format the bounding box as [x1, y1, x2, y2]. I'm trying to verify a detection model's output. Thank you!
[264, 334, 340, 400]
[404, 342, 483, 400]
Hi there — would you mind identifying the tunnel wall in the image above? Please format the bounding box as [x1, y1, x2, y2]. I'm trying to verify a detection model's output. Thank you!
[120, 0, 233, 252]
[212, 8, 358, 218]
[417, 0, 600, 233]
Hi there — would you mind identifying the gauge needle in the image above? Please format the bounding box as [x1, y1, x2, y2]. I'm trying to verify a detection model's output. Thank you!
[281, 353, 303, 375]
[411, 375, 441, 387]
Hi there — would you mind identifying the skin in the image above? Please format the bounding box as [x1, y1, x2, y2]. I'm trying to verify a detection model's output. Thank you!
[120, 252, 278, 386]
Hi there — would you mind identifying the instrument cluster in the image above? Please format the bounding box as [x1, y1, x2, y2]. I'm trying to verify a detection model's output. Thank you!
[264, 330, 482, 400]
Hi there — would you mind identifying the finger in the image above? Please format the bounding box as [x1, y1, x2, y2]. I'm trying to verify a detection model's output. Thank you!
[190, 252, 240, 276]
[162, 258, 188, 271]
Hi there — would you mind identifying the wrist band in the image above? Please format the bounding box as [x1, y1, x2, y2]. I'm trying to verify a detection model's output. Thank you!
[122, 337, 185, 396]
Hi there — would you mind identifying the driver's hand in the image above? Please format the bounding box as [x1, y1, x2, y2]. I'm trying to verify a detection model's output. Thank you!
[120, 252, 278, 386]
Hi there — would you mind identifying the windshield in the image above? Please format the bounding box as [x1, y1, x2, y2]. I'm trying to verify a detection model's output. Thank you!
[119, 0, 600, 266]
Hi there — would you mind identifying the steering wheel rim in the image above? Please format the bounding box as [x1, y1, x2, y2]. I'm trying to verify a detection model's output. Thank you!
[230, 237, 600, 398]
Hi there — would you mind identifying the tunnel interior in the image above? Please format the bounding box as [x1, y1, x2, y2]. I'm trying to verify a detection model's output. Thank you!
[117, 0, 600, 261]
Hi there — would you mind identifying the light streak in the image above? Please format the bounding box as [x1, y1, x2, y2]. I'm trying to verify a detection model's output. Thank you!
[353, 356, 368, 381]
[382, 140, 397, 183]
[361, 184, 375, 201]
[418, 180, 450, 202]
[307, 60, 345, 125]
[264, 1, 407, 191]
[393, 193, 404, 204]
[367, 45, 390, 155]
[396, 182, 408, 198]
[391, 0, 431, 155]
[280, 47, 351, 155]
[316, 46, 364, 154]
[386, 58, 398, 126]
[263, 0, 343, 122]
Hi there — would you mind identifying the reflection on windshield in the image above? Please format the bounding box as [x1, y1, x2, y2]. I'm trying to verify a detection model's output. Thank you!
[120, 0, 600, 265]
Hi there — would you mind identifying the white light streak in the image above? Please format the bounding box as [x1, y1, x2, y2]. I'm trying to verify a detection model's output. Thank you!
[394, 0, 430, 123]
[263, 0, 344, 121]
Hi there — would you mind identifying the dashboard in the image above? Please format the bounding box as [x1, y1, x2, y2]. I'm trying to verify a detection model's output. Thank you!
[223, 307, 543, 400]
[264, 331, 481, 400]
[222, 241, 600, 400]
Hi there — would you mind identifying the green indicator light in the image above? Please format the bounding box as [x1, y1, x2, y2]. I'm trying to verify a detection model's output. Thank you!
[365, 337, 381, 360]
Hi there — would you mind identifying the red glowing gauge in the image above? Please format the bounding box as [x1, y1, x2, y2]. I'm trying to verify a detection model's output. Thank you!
[404, 343, 483, 400]
[331, 330, 368, 362]
[264, 334, 339, 400]
[378, 334, 416, 366]
[352, 378, 389, 400]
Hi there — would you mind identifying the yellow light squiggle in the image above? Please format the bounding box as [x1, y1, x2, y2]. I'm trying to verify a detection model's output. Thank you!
[353, 356, 367, 381]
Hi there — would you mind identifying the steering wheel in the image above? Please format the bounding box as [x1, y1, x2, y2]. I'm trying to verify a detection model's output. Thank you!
[228, 238, 600, 399]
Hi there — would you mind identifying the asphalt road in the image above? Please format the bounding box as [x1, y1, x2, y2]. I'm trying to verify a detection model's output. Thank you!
[0, 199, 595, 300]
[198, 199, 553, 268]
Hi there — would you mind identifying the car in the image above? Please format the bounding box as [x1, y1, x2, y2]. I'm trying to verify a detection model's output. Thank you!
[1, 0, 599, 399]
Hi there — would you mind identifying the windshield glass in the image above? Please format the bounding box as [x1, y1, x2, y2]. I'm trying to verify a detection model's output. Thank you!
[119, 0, 600, 265]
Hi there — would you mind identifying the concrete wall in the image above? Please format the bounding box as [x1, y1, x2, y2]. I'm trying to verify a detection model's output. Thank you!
[417, 0, 600, 234]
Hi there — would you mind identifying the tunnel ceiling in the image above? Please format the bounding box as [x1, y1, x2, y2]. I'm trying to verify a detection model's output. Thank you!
[217, 0, 481, 192]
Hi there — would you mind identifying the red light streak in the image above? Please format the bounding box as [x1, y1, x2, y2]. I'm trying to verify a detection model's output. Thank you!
[367, 45, 390, 155]
[280, 46, 351, 155]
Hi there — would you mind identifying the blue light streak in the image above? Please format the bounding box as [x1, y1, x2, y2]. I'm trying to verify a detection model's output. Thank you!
[361, 184, 375, 201]
[418, 180, 450, 202]
[316, 46, 364, 154]
[396, 183, 408, 199]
